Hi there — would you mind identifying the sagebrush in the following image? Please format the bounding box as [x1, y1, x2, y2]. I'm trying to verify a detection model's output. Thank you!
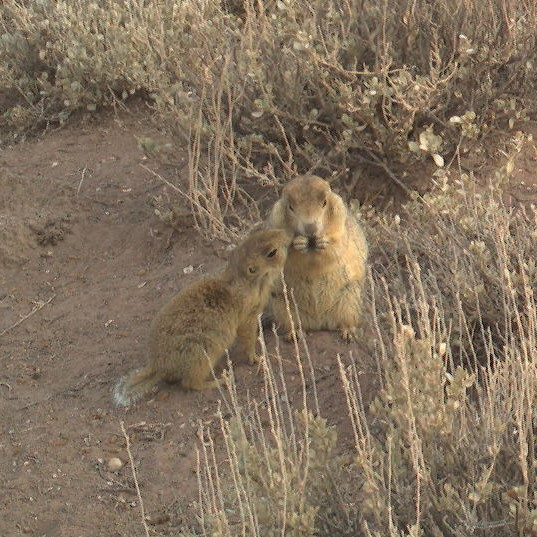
[2, 1, 537, 232]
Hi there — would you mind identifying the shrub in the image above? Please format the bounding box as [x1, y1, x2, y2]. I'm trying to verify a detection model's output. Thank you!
[161, 0, 537, 232]
[370, 132, 537, 363]
[0, 0, 184, 128]
[197, 347, 360, 537]
[2, 1, 537, 232]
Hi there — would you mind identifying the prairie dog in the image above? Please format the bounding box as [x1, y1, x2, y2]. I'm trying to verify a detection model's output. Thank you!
[113, 229, 290, 407]
[267, 174, 368, 341]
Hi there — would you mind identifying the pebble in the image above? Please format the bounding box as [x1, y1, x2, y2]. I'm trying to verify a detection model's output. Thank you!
[107, 457, 123, 472]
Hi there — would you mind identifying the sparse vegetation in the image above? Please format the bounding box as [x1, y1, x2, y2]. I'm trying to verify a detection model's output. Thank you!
[2, 1, 537, 537]
[2, 1, 537, 228]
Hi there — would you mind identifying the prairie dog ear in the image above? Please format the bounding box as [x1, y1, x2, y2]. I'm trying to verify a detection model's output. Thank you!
[328, 190, 338, 204]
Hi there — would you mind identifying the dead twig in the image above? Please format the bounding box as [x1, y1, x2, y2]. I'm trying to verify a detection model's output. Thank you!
[76, 166, 92, 197]
[120, 420, 151, 537]
[0, 294, 56, 337]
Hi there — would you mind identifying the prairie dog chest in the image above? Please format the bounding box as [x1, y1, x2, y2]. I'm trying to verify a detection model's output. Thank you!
[284, 239, 349, 279]
[282, 264, 345, 316]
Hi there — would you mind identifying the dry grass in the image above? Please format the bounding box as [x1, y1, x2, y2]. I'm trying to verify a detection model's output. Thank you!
[2, 1, 537, 233]
[196, 328, 357, 537]
[120, 420, 151, 537]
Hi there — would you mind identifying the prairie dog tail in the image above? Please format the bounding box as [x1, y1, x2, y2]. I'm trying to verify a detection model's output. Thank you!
[113, 367, 163, 407]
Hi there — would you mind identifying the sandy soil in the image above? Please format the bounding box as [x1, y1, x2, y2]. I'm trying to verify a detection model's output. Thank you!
[0, 110, 376, 536]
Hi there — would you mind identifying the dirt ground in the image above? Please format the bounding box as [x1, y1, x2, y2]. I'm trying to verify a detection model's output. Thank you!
[0, 110, 380, 536]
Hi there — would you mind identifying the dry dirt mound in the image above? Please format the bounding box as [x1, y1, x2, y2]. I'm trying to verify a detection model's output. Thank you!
[0, 169, 74, 267]
[3, 106, 537, 536]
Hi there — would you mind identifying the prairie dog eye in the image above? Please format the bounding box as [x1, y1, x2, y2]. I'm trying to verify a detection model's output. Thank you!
[322, 199, 327, 208]
[266, 248, 278, 258]
[248, 266, 257, 274]
[288, 203, 294, 212]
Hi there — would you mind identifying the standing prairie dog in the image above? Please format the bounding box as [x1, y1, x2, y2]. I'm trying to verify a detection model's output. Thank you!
[266, 174, 368, 341]
[113, 229, 290, 407]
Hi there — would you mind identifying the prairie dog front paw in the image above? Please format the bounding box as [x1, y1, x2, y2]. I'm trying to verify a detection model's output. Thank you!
[340, 327, 358, 343]
[293, 235, 309, 251]
[283, 328, 306, 343]
[314, 236, 330, 250]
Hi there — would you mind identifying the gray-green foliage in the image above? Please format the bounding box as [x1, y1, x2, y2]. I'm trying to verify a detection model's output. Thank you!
[371, 134, 537, 362]
[2, 0, 536, 186]
[162, 0, 537, 184]
[1, 0, 180, 125]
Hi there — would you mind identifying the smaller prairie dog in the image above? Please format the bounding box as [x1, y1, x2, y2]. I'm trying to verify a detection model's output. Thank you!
[267, 174, 368, 341]
[113, 229, 290, 407]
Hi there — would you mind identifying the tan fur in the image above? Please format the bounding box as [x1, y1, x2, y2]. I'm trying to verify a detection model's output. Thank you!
[113, 229, 290, 407]
[266, 174, 368, 341]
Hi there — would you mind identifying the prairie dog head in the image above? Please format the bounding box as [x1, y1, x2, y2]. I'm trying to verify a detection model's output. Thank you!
[280, 175, 332, 237]
[229, 229, 291, 281]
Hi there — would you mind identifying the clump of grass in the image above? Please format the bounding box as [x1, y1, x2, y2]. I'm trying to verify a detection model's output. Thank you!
[371, 132, 537, 363]
[343, 296, 537, 536]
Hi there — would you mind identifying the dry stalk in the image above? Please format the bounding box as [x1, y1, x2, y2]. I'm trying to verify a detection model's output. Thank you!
[0, 294, 56, 337]
[76, 166, 91, 197]
[140, 164, 239, 241]
[120, 420, 150, 537]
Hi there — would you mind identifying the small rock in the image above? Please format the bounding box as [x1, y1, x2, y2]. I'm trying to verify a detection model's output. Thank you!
[107, 457, 123, 472]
